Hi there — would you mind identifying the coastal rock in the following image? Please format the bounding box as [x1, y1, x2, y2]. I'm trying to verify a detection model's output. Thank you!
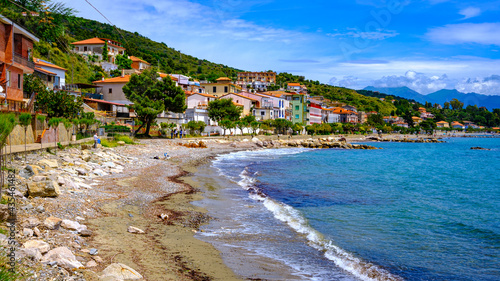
[81, 144, 92, 150]
[41, 247, 83, 269]
[44, 216, 62, 230]
[75, 168, 87, 175]
[19, 165, 35, 179]
[38, 159, 59, 169]
[16, 247, 42, 261]
[99, 263, 143, 280]
[252, 137, 264, 147]
[127, 226, 145, 234]
[117, 141, 126, 145]
[470, 147, 491, 150]
[79, 229, 93, 237]
[23, 228, 34, 237]
[26, 181, 61, 197]
[24, 217, 41, 228]
[61, 219, 87, 232]
[23, 239, 50, 254]
[32, 175, 46, 182]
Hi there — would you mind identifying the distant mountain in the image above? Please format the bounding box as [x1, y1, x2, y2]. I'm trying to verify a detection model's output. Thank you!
[364, 86, 500, 110]
[363, 86, 427, 103]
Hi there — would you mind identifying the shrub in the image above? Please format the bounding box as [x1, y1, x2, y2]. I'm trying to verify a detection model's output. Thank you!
[101, 124, 131, 133]
[114, 135, 135, 144]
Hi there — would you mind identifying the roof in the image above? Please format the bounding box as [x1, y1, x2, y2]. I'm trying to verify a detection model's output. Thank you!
[190, 92, 216, 99]
[436, 121, 449, 124]
[33, 58, 67, 71]
[83, 98, 126, 106]
[216, 77, 232, 81]
[451, 121, 463, 126]
[71, 37, 105, 45]
[288, 83, 301, 87]
[232, 101, 244, 107]
[412, 116, 422, 120]
[93, 75, 131, 84]
[324, 107, 356, 114]
[129, 56, 149, 64]
[34, 67, 56, 76]
[158, 73, 178, 81]
[221, 93, 258, 101]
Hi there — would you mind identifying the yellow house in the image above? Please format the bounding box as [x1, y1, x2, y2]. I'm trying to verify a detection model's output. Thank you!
[436, 121, 449, 128]
[201, 77, 240, 97]
[412, 116, 423, 125]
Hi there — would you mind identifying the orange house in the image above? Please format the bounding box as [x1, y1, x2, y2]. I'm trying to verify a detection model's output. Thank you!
[0, 14, 39, 112]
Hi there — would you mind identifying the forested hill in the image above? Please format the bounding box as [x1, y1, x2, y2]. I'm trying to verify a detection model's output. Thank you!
[64, 16, 243, 81]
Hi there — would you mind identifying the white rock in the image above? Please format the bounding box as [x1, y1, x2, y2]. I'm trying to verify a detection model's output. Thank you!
[23, 239, 50, 254]
[93, 169, 108, 177]
[99, 263, 143, 280]
[127, 226, 145, 234]
[38, 159, 58, 169]
[75, 168, 87, 175]
[32, 175, 46, 182]
[76, 183, 92, 189]
[44, 217, 62, 230]
[33, 227, 41, 237]
[24, 217, 41, 228]
[102, 162, 116, 168]
[23, 228, 34, 237]
[86, 260, 98, 268]
[41, 247, 83, 269]
[16, 247, 42, 261]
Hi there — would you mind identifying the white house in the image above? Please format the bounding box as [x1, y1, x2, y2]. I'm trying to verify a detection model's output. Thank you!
[33, 58, 67, 90]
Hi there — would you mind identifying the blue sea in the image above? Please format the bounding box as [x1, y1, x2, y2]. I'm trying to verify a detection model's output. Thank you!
[192, 137, 500, 280]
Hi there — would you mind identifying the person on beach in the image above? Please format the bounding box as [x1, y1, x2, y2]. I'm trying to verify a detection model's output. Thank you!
[179, 129, 183, 139]
[93, 133, 100, 148]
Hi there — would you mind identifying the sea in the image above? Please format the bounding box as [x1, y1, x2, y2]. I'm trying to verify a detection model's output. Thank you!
[191, 137, 500, 281]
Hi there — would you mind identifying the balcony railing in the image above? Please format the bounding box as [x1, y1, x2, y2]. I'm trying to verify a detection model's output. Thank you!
[14, 53, 35, 69]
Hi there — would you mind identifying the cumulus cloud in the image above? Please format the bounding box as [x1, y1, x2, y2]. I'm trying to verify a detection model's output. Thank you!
[370, 71, 455, 94]
[459, 7, 481, 20]
[426, 23, 500, 46]
[456, 75, 500, 95]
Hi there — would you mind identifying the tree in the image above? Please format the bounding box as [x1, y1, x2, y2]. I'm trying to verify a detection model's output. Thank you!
[63, 119, 73, 143]
[274, 119, 293, 135]
[0, 113, 16, 194]
[207, 98, 242, 123]
[234, 120, 247, 135]
[450, 98, 464, 110]
[249, 121, 260, 137]
[34, 89, 83, 119]
[48, 117, 61, 152]
[367, 114, 384, 126]
[219, 119, 233, 136]
[420, 120, 436, 134]
[291, 123, 303, 134]
[443, 102, 450, 110]
[37, 115, 47, 148]
[115, 54, 132, 69]
[102, 40, 109, 62]
[18, 113, 32, 161]
[123, 69, 185, 136]
[186, 121, 206, 135]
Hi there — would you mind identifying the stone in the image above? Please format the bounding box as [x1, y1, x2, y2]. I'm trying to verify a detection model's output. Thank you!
[102, 161, 116, 168]
[41, 247, 83, 269]
[32, 175, 46, 182]
[86, 260, 98, 268]
[19, 165, 35, 179]
[0, 205, 10, 222]
[89, 248, 98, 255]
[61, 219, 87, 232]
[79, 229, 93, 237]
[75, 168, 87, 175]
[36, 205, 45, 213]
[99, 263, 143, 280]
[23, 228, 34, 237]
[93, 256, 104, 263]
[16, 247, 42, 261]
[33, 227, 41, 237]
[76, 183, 92, 189]
[117, 141, 126, 145]
[38, 159, 59, 169]
[81, 144, 92, 150]
[21, 203, 34, 210]
[93, 169, 107, 177]
[23, 239, 50, 254]
[24, 217, 41, 228]
[44, 217, 62, 230]
[26, 181, 61, 197]
[127, 226, 145, 234]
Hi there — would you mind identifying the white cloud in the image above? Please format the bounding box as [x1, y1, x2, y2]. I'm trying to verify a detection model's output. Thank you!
[328, 29, 399, 40]
[426, 23, 500, 46]
[456, 75, 500, 95]
[370, 70, 455, 94]
[459, 7, 481, 20]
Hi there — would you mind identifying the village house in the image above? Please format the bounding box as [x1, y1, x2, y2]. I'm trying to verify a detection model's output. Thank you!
[237, 71, 276, 91]
[418, 107, 434, 120]
[394, 121, 409, 128]
[436, 121, 449, 128]
[71, 37, 126, 71]
[308, 98, 323, 124]
[322, 107, 340, 123]
[130, 56, 150, 72]
[220, 93, 260, 117]
[0, 14, 39, 112]
[325, 107, 358, 123]
[287, 82, 307, 94]
[201, 77, 240, 97]
[412, 116, 423, 125]
[33, 58, 67, 90]
[185, 92, 216, 125]
[451, 121, 465, 129]
[358, 111, 367, 124]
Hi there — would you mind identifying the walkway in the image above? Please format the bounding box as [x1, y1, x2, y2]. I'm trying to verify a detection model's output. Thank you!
[2, 137, 94, 155]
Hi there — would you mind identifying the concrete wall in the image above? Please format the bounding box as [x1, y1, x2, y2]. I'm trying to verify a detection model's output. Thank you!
[5, 124, 35, 145]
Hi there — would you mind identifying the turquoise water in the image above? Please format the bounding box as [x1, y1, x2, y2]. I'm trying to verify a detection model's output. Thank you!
[195, 137, 500, 280]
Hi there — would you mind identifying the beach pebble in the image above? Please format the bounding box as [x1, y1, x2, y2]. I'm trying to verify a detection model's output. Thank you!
[89, 248, 98, 255]
[127, 226, 145, 234]
[99, 263, 143, 280]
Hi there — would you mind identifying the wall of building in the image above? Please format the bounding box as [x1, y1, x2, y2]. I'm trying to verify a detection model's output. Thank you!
[97, 83, 131, 104]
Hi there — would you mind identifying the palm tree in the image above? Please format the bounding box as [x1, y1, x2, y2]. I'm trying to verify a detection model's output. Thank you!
[18, 113, 32, 162]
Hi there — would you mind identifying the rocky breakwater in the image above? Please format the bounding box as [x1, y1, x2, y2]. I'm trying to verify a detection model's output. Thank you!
[0, 145, 145, 280]
[252, 137, 380, 149]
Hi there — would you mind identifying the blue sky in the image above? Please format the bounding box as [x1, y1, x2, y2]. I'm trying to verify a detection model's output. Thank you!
[60, 0, 500, 95]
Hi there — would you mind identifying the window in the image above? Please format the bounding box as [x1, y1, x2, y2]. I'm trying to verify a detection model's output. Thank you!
[295, 114, 299, 119]
[109, 88, 112, 94]
[295, 105, 299, 111]
[213, 86, 217, 93]
[84, 46, 87, 51]
[6, 71, 10, 87]
[18, 74, 21, 89]
[224, 86, 228, 93]
[261, 111, 265, 116]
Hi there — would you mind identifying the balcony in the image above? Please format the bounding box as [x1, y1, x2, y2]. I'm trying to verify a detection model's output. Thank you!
[14, 53, 35, 69]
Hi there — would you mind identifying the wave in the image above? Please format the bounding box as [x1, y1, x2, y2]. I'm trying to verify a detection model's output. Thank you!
[236, 168, 403, 281]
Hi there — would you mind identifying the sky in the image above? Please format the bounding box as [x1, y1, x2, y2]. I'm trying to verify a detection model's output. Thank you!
[59, 0, 500, 95]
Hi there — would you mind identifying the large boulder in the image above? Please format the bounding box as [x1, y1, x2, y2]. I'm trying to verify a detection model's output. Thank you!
[38, 159, 59, 169]
[99, 263, 143, 280]
[26, 181, 60, 197]
[61, 219, 87, 233]
[41, 247, 83, 269]
[23, 239, 50, 254]
[43, 217, 62, 230]
[19, 165, 35, 179]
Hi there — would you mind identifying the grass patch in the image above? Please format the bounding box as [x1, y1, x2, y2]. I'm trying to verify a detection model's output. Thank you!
[114, 135, 135, 144]
[100, 139, 118, 148]
[0, 248, 31, 281]
[0, 228, 6, 235]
